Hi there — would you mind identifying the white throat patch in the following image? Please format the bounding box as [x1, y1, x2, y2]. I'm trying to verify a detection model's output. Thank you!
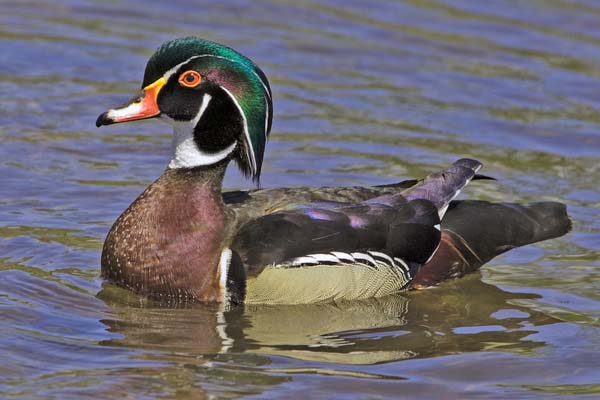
[167, 93, 237, 169]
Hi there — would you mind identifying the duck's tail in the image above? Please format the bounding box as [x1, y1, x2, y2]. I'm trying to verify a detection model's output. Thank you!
[410, 200, 571, 288]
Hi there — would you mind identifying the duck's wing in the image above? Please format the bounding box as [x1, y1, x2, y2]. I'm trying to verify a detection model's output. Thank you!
[231, 197, 441, 304]
[229, 159, 481, 304]
[410, 200, 571, 288]
[232, 197, 440, 273]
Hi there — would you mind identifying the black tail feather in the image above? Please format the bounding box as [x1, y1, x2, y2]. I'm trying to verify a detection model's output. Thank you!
[410, 200, 571, 288]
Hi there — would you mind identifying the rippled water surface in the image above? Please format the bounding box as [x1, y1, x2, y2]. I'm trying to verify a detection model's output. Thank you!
[2, 1, 600, 398]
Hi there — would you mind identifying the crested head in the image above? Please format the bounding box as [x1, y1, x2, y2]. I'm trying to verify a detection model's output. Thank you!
[143, 37, 268, 89]
[97, 37, 273, 182]
[150, 37, 272, 182]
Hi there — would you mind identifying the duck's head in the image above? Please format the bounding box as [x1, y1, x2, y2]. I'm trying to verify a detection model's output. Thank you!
[96, 37, 272, 181]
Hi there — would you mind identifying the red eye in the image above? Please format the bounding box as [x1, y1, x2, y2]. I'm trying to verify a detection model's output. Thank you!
[178, 70, 202, 88]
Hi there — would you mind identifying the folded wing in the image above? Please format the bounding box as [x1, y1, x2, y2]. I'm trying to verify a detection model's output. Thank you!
[230, 159, 483, 304]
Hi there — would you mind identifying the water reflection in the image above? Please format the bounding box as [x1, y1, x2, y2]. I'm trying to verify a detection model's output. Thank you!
[98, 277, 556, 366]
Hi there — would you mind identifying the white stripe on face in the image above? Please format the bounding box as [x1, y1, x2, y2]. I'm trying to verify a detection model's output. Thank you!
[220, 86, 257, 175]
[167, 93, 237, 169]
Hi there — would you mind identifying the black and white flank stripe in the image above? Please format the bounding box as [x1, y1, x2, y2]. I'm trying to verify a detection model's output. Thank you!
[279, 250, 413, 284]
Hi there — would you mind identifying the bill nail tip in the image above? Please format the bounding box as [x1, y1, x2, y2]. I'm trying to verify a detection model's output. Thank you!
[96, 112, 111, 127]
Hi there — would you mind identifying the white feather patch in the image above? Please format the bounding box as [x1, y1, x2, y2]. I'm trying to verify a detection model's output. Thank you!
[291, 256, 319, 266]
[368, 251, 394, 265]
[350, 252, 378, 266]
[314, 253, 343, 263]
[331, 251, 355, 263]
[218, 248, 232, 300]
[393, 257, 409, 270]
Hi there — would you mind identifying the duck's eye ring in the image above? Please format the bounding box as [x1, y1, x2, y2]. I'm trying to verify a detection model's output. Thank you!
[178, 71, 202, 88]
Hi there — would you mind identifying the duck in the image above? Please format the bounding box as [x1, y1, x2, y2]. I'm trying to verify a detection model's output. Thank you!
[96, 37, 571, 305]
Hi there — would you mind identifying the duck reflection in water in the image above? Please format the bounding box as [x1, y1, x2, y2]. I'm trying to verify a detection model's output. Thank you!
[98, 276, 556, 366]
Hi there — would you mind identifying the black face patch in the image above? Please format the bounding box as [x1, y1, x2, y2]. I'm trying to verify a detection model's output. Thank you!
[192, 84, 244, 154]
[156, 65, 246, 161]
[157, 73, 205, 121]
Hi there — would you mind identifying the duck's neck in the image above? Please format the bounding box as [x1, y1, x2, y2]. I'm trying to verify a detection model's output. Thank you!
[101, 161, 234, 302]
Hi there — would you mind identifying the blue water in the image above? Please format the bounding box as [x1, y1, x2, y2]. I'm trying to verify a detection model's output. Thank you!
[1, 1, 599, 398]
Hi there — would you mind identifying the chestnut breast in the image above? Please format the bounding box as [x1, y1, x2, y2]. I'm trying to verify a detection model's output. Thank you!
[101, 168, 233, 302]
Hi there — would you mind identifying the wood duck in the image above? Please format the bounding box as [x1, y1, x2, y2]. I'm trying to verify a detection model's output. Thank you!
[96, 37, 571, 305]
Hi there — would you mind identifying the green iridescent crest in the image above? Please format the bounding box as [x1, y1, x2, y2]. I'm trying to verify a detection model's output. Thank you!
[144, 37, 273, 181]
